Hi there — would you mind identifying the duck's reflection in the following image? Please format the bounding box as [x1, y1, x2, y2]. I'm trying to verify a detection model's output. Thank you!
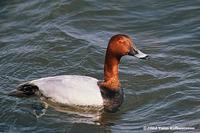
[35, 100, 122, 133]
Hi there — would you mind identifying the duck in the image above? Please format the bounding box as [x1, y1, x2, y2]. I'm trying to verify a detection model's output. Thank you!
[9, 34, 148, 112]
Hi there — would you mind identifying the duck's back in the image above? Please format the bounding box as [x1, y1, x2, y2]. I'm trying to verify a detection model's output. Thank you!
[30, 75, 104, 106]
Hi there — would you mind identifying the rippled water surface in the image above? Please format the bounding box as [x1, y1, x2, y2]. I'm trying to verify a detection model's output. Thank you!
[0, 0, 200, 132]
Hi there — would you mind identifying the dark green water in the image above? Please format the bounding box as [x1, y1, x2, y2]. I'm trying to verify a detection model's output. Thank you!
[0, 0, 200, 132]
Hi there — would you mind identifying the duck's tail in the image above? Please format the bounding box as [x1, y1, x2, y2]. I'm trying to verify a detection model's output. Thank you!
[8, 83, 39, 97]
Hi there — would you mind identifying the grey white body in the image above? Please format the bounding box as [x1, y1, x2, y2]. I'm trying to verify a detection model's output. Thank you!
[29, 75, 104, 107]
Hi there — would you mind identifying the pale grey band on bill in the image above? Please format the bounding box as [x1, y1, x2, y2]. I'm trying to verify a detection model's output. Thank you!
[134, 49, 149, 59]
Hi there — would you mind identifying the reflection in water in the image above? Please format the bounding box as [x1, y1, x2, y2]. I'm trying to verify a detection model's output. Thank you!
[41, 98, 103, 121]
[31, 98, 122, 132]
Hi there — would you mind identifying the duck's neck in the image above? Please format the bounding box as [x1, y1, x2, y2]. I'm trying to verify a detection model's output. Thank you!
[102, 52, 121, 91]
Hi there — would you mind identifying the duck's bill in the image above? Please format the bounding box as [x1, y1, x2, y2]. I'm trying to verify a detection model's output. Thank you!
[134, 49, 149, 59]
[128, 49, 149, 59]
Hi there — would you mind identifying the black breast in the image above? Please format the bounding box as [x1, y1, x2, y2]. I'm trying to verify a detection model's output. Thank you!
[99, 86, 124, 113]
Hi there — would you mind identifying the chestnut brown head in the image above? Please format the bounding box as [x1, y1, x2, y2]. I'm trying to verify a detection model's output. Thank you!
[107, 34, 148, 59]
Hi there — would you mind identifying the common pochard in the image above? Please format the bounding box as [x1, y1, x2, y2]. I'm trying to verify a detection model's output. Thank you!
[9, 34, 148, 112]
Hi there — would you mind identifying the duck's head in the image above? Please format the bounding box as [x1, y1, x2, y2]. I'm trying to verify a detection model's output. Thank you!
[102, 34, 149, 91]
[107, 34, 149, 59]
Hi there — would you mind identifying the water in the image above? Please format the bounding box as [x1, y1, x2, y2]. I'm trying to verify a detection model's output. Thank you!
[0, 0, 199, 132]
